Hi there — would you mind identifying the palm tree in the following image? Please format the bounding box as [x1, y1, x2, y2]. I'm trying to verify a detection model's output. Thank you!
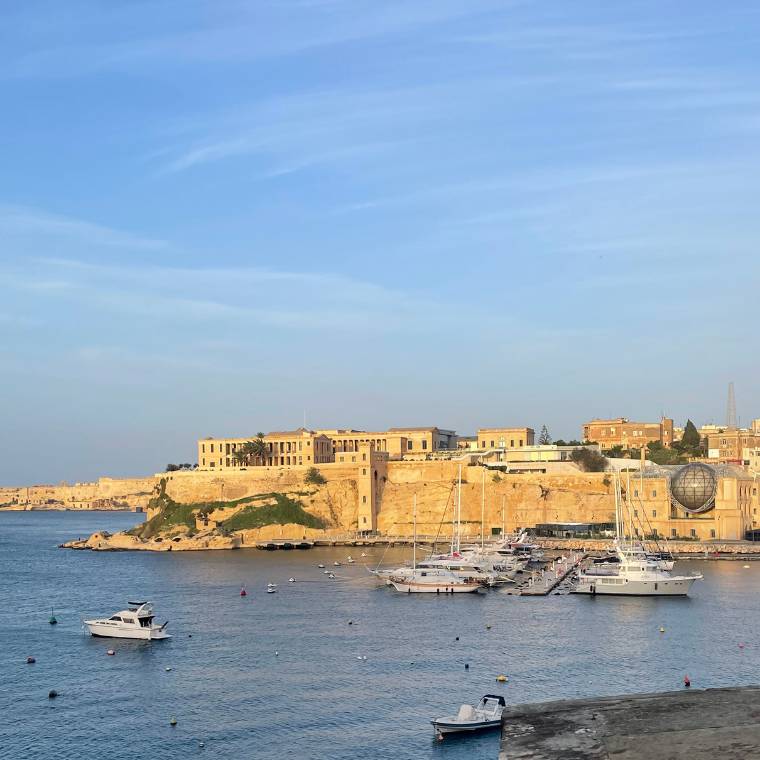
[251, 433, 268, 466]
[241, 440, 256, 466]
[232, 450, 246, 468]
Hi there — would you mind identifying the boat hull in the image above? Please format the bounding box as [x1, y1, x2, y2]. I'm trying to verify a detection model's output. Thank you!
[389, 580, 481, 594]
[84, 621, 171, 639]
[573, 576, 699, 596]
[432, 719, 501, 734]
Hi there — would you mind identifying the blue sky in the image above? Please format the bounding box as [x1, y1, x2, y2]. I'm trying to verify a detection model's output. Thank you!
[2, 0, 759, 484]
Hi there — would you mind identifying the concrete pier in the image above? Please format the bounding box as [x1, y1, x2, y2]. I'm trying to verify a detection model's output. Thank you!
[499, 686, 760, 759]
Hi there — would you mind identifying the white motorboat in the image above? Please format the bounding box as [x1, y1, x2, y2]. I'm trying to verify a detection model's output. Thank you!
[432, 695, 506, 735]
[573, 474, 702, 597]
[83, 601, 170, 640]
[573, 540, 701, 596]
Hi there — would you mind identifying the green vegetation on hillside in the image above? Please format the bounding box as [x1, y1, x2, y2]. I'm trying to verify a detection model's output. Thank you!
[126, 479, 326, 539]
[304, 467, 327, 485]
[221, 494, 327, 532]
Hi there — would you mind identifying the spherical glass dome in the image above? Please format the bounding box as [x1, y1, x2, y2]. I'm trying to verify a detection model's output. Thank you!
[670, 463, 717, 514]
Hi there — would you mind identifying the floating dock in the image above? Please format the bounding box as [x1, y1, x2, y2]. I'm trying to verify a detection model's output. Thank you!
[499, 685, 760, 759]
[509, 552, 586, 596]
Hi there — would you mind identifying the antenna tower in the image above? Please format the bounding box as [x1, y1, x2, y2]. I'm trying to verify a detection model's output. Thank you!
[726, 382, 737, 429]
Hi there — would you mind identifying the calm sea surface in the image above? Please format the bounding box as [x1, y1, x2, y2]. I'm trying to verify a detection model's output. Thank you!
[3, 512, 760, 759]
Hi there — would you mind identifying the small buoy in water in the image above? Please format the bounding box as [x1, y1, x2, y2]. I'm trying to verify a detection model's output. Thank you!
[455, 636, 459, 641]
[240, 587, 247, 597]
[165, 666, 172, 672]
[659, 627, 665, 633]
[348, 620, 353, 625]
[48, 690, 58, 699]
[188, 634, 192, 638]
[26, 656, 36, 664]
[170, 717, 177, 726]
[288, 577, 296, 583]
[684, 675, 691, 688]
[199, 742, 205, 748]
[107, 649, 115, 656]
[328, 573, 335, 579]
[464, 663, 469, 670]
[496, 674, 508, 682]
[739, 643, 745, 649]
[275, 651, 279, 656]
[49, 609, 58, 625]
[486, 624, 492, 630]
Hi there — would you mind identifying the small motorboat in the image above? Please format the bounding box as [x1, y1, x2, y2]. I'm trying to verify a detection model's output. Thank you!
[346, 556, 355, 564]
[431, 695, 506, 736]
[334, 561, 342, 567]
[83, 601, 170, 640]
[318, 564, 325, 569]
[267, 587, 277, 594]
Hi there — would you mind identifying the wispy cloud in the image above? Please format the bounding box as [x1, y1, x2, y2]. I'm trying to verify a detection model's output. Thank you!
[0, 205, 167, 251]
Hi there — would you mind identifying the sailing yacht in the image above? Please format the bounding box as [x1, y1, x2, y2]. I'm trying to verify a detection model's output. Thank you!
[382, 493, 483, 594]
[573, 474, 702, 597]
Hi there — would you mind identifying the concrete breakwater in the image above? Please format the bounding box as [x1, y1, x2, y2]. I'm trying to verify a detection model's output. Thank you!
[499, 686, 760, 759]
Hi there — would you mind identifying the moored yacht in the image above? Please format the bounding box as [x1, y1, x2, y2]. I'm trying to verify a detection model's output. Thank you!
[387, 567, 482, 594]
[84, 601, 170, 639]
[573, 474, 701, 597]
[574, 540, 701, 596]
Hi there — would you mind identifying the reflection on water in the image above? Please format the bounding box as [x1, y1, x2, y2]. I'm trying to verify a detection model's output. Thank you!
[2, 512, 760, 759]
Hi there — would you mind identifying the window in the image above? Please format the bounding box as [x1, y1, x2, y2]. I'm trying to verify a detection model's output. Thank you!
[362, 495, 367, 503]
[362, 516, 367, 524]
[210, 461, 215, 468]
[422, 440, 428, 450]
[490, 440, 495, 448]
[202, 444, 205, 453]
[634, 489, 638, 497]
[351, 456, 356, 462]
[510, 440, 514, 447]
[408, 441, 413, 450]
[210, 443, 214, 452]
[652, 510, 656, 518]
[519, 440, 523, 447]
[710, 529, 716, 538]
[362, 453, 367, 461]
[690, 529, 696, 538]
[481, 440, 486, 448]
[362, 468, 366, 475]
[652, 490, 657, 497]
[671, 529, 677, 537]
[202, 458, 205, 466]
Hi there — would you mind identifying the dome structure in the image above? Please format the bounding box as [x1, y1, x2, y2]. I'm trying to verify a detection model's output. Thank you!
[669, 463, 717, 514]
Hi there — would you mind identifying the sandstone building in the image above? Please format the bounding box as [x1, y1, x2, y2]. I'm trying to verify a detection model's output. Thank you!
[582, 417, 674, 450]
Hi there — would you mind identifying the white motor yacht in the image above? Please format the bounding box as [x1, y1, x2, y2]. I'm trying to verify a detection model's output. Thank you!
[573, 475, 701, 596]
[432, 695, 506, 736]
[574, 540, 701, 596]
[84, 601, 170, 640]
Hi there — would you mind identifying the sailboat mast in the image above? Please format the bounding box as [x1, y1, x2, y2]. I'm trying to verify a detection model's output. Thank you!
[481, 466, 485, 550]
[456, 464, 462, 554]
[413, 494, 417, 571]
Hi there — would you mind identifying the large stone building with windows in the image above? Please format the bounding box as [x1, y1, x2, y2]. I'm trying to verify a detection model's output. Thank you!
[706, 429, 760, 466]
[477, 427, 535, 450]
[197, 426, 458, 470]
[582, 417, 674, 450]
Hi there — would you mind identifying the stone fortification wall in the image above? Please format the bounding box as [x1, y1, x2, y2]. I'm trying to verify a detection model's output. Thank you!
[0, 476, 158, 511]
[376, 462, 613, 537]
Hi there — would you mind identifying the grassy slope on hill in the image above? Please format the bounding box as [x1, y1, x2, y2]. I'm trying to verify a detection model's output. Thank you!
[128, 480, 324, 539]
[221, 494, 327, 532]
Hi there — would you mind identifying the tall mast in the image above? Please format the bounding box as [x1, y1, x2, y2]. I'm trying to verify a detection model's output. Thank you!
[501, 495, 505, 537]
[481, 466, 485, 550]
[456, 464, 462, 554]
[412, 493, 417, 571]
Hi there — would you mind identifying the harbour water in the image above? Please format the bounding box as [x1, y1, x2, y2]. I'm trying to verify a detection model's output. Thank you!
[3, 511, 760, 759]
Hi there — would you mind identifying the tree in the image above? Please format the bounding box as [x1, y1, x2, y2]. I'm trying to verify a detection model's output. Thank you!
[232, 450, 246, 467]
[250, 433, 268, 466]
[570, 447, 608, 472]
[165, 464, 180, 472]
[679, 419, 702, 454]
[305, 467, 327, 486]
[538, 425, 551, 445]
